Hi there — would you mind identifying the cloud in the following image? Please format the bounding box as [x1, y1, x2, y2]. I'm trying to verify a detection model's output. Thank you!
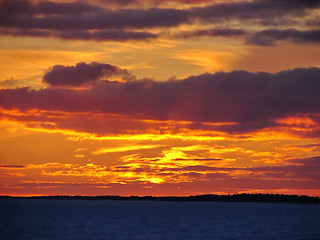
[0, 78, 19, 87]
[1, 65, 320, 134]
[42, 62, 130, 87]
[248, 29, 320, 46]
[0, 0, 319, 43]
[175, 28, 247, 38]
[0, 4, 188, 30]
[159, 156, 320, 183]
[249, 157, 320, 182]
[174, 27, 320, 46]
[0, 0, 101, 16]
[0, 164, 26, 168]
[2, 157, 319, 195]
[190, 0, 320, 23]
[0, 28, 158, 41]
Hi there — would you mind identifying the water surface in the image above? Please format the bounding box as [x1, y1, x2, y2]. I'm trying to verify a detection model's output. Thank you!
[1, 199, 319, 240]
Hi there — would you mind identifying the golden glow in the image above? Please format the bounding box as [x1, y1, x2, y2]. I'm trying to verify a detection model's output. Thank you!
[92, 144, 164, 155]
[141, 177, 164, 184]
[0, 48, 102, 88]
[173, 50, 237, 72]
[275, 116, 316, 127]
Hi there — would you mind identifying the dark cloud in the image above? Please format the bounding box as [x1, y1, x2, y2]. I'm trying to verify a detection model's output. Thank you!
[175, 27, 320, 46]
[0, 28, 157, 41]
[0, 0, 319, 43]
[161, 156, 320, 183]
[57, 29, 157, 41]
[191, 0, 320, 23]
[42, 62, 130, 87]
[249, 157, 320, 182]
[0, 6, 187, 31]
[306, 18, 320, 27]
[0, 78, 19, 87]
[248, 29, 320, 46]
[0, 0, 100, 16]
[175, 28, 247, 38]
[266, 0, 320, 8]
[1, 65, 320, 133]
[0, 164, 26, 168]
[290, 156, 320, 167]
[161, 165, 241, 172]
[0, 1, 183, 41]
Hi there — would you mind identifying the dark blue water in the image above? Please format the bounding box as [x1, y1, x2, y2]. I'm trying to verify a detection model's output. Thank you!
[0, 199, 319, 240]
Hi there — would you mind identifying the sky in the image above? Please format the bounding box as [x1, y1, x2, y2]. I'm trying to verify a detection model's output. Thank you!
[0, 0, 320, 197]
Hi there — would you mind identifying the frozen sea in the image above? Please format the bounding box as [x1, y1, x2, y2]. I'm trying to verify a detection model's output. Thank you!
[0, 199, 319, 240]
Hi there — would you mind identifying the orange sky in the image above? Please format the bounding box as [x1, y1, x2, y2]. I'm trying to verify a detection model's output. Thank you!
[1, 0, 320, 196]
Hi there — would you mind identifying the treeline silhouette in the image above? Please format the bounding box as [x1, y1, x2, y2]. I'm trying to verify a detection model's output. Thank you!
[1, 193, 319, 204]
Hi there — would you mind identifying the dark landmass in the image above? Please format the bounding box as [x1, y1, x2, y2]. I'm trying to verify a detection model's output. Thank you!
[1, 193, 319, 204]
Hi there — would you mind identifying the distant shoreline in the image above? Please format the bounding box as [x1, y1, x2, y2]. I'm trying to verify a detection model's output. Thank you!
[1, 193, 319, 204]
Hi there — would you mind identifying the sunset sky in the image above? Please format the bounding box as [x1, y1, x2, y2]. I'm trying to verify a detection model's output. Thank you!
[1, 0, 320, 197]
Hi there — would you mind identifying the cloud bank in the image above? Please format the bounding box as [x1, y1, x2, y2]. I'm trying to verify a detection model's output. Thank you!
[1, 0, 319, 44]
[1, 63, 320, 135]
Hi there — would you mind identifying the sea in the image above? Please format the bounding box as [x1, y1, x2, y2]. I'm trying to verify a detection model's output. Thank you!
[0, 199, 319, 240]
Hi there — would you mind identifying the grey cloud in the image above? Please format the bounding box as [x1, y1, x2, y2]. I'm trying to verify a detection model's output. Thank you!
[0, 0, 319, 43]
[0, 164, 26, 168]
[191, 0, 320, 23]
[0, 28, 157, 41]
[42, 62, 130, 87]
[0, 0, 100, 16]
[175, 28, 247, 38]
[0, 7, 187, 31]
[248, 29, 320, 46]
